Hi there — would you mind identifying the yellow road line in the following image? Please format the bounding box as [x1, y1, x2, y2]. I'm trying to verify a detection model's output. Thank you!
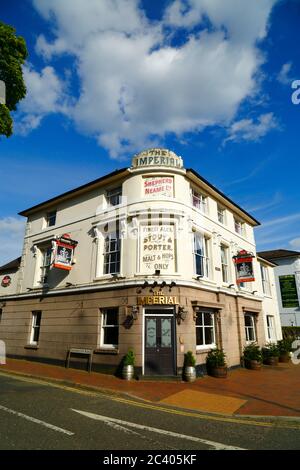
[1, 369, 300, 430]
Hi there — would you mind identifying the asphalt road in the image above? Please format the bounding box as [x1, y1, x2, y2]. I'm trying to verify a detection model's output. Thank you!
[0, 371, 299, 451]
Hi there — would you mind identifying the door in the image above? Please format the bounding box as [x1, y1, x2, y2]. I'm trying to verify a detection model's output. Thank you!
[144, 312, 175, 375]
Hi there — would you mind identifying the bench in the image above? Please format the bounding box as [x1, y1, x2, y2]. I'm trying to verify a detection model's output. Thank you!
[66, 348, 93, 373]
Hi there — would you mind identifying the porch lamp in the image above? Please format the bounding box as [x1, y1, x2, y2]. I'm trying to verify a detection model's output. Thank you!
[176, 306, 188, 325]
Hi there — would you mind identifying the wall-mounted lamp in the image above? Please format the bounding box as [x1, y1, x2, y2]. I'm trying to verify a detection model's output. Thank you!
[228, 284, 235, 288]
[160, 281, 167, 288]
[176, 306, 188, 325]
[196, 275, 203, 281]
[126, 305, 138, 322]
[169, 281, 176, 291]
[252, 290, 258, 295]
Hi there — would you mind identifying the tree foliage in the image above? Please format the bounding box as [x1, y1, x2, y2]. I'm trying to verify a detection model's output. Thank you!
[0, 21, 28, 137]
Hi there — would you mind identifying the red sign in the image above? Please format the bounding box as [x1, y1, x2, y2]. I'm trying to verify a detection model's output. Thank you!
[233, 250, 255, 283]
[53, 236, 78, 271]
[1, 275, 11, 287]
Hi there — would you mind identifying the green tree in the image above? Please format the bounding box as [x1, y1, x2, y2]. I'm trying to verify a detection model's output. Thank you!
[0, 21, 28, 137]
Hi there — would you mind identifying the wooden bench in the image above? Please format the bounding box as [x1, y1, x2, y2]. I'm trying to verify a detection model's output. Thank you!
[66, 348, 93, 373]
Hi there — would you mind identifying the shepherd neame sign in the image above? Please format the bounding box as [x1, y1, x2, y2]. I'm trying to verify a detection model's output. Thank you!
[132, 149, 183, 169]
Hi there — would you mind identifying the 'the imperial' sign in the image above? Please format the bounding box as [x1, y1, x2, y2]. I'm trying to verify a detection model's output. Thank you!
[132, 149, 183, 169]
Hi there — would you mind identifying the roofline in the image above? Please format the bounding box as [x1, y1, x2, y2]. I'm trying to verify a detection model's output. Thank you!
[257, 251, 300, 260]
[257, 256, 277, 267]
[186, 169, 261, 226]
[19, 168, 129, 217]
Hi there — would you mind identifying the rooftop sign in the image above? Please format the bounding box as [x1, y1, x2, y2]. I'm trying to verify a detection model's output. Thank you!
[132, 148, 184, 169]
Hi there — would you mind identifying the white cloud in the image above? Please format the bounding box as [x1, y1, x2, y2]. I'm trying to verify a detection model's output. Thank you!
[289, 238, 300, 250]
[15, 65, 69, 135]
[0, 217, 25, 266]
[25, 0, 278, 156]
[277, 61, 294, 85]
[224, 112, 278, 144]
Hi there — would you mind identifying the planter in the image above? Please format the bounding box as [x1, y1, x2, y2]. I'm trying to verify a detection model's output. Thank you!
[208, 366, 228, 378]
[279, 353, 290, 363]
[122, 365, 134, 380]
[184, 366, 196, 382]
[263, 356, 279, 366]
[245, 359, 262, 370]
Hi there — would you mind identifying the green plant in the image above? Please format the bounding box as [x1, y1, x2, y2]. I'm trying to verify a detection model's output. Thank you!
[184, 350, 196, 367]
[262, 342, 279, 359]
[206, 348, 226, 368]
[278, 338, 293, 355]
[123, 349, 135, 366]
[243, 343, 262, 362]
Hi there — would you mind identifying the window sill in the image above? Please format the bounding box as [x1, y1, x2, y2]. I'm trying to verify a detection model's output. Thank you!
[196, 347, 215, 354]
[94, 348, 119, 355]
[24, 344, 39, 350]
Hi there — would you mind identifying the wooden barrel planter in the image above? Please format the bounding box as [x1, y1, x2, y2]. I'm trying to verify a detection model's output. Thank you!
[279, 353, 290, 363]
[263, 356, 279, 366]
[245, 359, 262, 370]
[208, 366, 228, 378]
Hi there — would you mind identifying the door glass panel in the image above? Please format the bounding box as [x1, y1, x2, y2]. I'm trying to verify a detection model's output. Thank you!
[146, 318, 157, 348]
[161, 318, 172, 348]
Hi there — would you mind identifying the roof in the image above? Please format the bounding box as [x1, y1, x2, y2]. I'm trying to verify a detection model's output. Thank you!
[186, 168, 260, 226]
[257, 249, 300, 260]
[19, 168, 129, 217]
[0, 257, 21, 273]
[257, 256, 277, 267]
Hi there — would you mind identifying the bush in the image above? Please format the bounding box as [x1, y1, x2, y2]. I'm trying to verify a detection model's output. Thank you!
[282, 326, 300, 341]
[278, 338, 293, 355]
[243, 343, 262, 362]
[123, 349, 135, 366]
[184, 350, 196, 367]
[262, 342, 279, 359]
[206, 348, 226, 368]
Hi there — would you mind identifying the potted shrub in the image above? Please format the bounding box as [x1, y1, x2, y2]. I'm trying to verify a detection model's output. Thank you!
[242, 343, 262, 370]
[183, 351, 196, 382]
[206, 348, 227, 378]
[122, 348, 135, 380]
[278, 338, 293, 363]
[262, 342, 279, 366]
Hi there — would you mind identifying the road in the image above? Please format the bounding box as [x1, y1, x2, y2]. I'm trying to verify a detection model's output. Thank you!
[0, 371, 299, 451]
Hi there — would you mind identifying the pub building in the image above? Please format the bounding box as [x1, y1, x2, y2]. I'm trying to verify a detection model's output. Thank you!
[0, 149, 282, 376]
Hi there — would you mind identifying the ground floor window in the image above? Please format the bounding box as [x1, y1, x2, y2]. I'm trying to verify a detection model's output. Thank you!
[244, 313, 256, 342]
[100, 308, 119, 348]
[195, 310, 216, 349]
[30, 311, 42, 345]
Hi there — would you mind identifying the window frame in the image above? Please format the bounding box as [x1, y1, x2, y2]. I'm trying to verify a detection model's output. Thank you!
[234, 218, 245, 236]
[46, 210, 57, 227]
[30, 311, 42, 345]
[100, 308, 119, 348]
[193, 232, 210, 278]
[266, 315, 276, 342]
[40, 246, 52, 285]
[217, 205, 225, 224]
[260, 264, 271, 296]
[106, 187, 122, 207]
[220, 244, 229, 283]
[103, 228, 121, 275]
[191, 188, 207, 213]
[244, 313, 257, 343]
[195, 310, 216, 350]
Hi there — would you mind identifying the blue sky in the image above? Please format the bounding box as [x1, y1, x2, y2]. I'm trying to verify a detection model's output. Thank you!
[0, 0, 300, 265]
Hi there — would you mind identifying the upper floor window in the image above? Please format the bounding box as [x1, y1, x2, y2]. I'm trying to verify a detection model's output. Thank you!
[46, 211, 56, 227]
[192, 189, 207, 213]
[266, 315, 276, 341]
[217, 206, 225, 224]
[234, 218, 245, 236]
[40, 247, 52, 284]
[103, 228, 121, 275]
[220, 244, 229, 283]
[260, 264, 271, 296]
[30, 311, 42, 345]
[106, 187, 122, 207]
[193, 232, 210, 278]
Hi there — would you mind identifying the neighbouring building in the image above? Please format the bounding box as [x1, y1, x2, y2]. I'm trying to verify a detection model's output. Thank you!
[0, 149, 282, 377]
[258, 250, 300, 327]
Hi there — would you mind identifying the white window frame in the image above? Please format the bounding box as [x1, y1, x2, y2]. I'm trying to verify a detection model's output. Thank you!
[103, 225, 121, 275]
[244, 313, 256, 343]
[193, 232, 210, 278]
[106, 187, 122, 207]
[192, 189, 207, 213]
[100, 308, 119, 348]
[260, 264, 271, 296]
[45, 210, 56, 227]
[217, 206, 225, 224]
[234, 219, 245, 236]
[266, 315, 276, 342]
[40, 246, 52, 285]
[195, 310, 216, 350]
[30, 311, 42, 345]
[220, 244, 229, 283]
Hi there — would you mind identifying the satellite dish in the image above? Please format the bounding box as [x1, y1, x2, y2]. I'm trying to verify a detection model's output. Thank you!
[0, 80, 6, 105]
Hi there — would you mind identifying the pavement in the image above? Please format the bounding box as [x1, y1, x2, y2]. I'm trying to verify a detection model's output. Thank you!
[1, 358, 300, 418]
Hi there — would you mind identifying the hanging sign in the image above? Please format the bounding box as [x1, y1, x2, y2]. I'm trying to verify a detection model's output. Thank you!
[1, 275, 11, 287]
[53, 235, 78, 271]
[233, 250, 255, 283]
